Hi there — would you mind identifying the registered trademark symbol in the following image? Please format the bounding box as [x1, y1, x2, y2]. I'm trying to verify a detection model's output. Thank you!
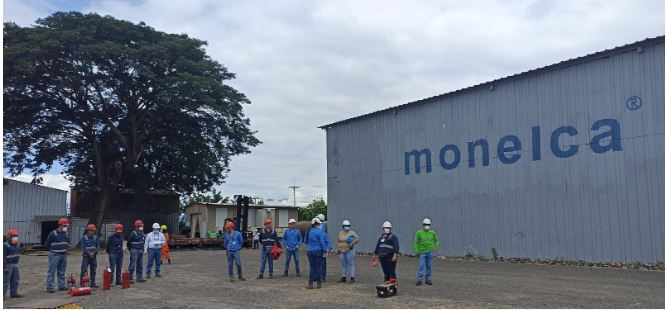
[626, 96, 642, 111]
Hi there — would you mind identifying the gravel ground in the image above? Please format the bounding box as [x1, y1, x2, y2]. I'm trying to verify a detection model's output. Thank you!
[3, 248, 663, 309]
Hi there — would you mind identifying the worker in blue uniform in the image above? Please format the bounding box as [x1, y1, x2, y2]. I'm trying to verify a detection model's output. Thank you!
[106, 224, 125, 285]
[80, 224, 100, 288]
[45, 218, 70, 293]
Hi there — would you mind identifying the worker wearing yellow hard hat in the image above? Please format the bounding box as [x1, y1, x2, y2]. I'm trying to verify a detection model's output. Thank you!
[160, 225, 171, 265]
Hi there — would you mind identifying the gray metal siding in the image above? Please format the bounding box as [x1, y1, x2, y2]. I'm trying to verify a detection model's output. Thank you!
[3, 179, 68, 244]
[326, 41, 664, 263]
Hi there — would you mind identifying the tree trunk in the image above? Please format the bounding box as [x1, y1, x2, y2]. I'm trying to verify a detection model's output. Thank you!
[93, 186, 111, 232]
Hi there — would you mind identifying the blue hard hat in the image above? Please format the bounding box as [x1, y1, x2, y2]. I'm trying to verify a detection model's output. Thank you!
[346, 236, 355, 244]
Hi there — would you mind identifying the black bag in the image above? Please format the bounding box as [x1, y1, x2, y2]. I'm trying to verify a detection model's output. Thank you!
[376, 283, 398, 298]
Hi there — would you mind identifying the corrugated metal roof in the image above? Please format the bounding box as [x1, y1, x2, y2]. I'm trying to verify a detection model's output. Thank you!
[319, 36, 665, 129]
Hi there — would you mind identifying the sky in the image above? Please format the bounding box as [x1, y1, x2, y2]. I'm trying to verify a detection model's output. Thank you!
[3, 0, 664, 205]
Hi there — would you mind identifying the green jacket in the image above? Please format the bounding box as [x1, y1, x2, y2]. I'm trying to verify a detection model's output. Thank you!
[413, 229, 440, 254]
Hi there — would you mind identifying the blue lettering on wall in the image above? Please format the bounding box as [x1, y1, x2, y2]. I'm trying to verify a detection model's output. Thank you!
[550, 126, 579, 158]
[403, 118, 622, 175]
[439, 144, 461, 170]
[590, 119, 622, 153]
[497, 135, 522, 164]
[404, 149, 432, 175]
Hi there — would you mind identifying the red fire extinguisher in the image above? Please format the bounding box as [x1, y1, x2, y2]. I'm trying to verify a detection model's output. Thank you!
[67, 273, 76, 289]
[103, 266, 112, 290]
[121, 271, 131, 289]
[70, 287, 92, 296]
[80, 272, 90, 288]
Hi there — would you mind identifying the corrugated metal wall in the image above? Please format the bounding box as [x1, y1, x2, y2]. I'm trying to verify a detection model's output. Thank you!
[3, 179, 67, 244]
[325, 39, 664, 263]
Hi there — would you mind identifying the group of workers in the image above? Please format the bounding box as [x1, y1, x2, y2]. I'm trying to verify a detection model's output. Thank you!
[3, 214, 440, 298]
[2, 217, 174, 298]
[221, 214, 440, 290]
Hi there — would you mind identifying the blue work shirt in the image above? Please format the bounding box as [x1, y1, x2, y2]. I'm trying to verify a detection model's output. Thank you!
[45, 229, 69, 253]
[81, 234, 100, 256]
[282, 228, 302, 250]
[306, 227, 330, 252]
[224, 230, 243, 252]
[106, 233, 124, 254]
[4, 242, 20, 265]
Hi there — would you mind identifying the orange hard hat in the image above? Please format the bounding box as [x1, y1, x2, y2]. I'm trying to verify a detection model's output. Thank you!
[114, 223, 124, 232]
[6, 229, 18, 236]
[86, 224, 96, 231]
[225, 222, 235, 229]
[134, 220, 144, 228]
[58, 218, 69, 226]
[263, 218, 272, 225]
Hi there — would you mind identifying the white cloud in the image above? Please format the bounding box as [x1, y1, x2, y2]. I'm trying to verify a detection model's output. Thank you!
[3, 0, 664, 204]
[6, 173, 71, 192]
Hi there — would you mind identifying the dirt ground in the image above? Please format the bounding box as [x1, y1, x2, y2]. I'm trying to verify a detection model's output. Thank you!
[3, 248, 663, 309]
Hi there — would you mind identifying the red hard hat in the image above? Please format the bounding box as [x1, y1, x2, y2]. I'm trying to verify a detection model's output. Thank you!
[6, 229, 18, 236]
[58, 218, 69, 226]
[134, 220, 144, 227]
[263, 218, 272, 225]
[114, 224, 124, 232]
[86, 224, 96, 231]
[225, 222, 235, 229]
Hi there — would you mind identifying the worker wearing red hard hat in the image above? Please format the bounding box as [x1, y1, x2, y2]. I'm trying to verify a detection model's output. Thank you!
[45, 218, 70, 293]
[223, 221, 245, 282]
[4, 229, 22, 298]
[106, 224, 124, 286]
[127, 220, 146, 283]
[80, 224, 100, 288]
[257, 218, 279, 279]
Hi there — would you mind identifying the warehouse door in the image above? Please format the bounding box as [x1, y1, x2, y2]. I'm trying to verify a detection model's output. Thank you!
[40, 221, 58, 245]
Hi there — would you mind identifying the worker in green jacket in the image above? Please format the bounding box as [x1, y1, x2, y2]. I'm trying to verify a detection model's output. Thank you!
[413, 218, 439, 286]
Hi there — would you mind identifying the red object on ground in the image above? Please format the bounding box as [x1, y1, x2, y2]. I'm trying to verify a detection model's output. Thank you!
[70, 287, 92, 296]
[67, 273, 76, 289]
[270, 244, 282, 260]
[103, 267, 112, 290]
[80, 273, 90, 287]
[121, 271, 131, 289]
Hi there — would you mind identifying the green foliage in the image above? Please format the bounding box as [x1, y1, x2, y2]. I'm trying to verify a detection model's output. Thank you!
[3, 12, 260, 195]
[298, 197, 327, 222]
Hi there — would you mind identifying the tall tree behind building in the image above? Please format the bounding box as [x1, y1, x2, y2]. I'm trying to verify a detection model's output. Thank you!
[3, 12, 260, 229]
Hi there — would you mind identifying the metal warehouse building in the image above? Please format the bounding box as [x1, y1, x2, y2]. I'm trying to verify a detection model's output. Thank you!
[321, 37, 664, 264]
[3, 178, 67, 245]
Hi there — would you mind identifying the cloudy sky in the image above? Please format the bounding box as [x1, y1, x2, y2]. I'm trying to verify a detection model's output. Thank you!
[3, 0, 664, 205]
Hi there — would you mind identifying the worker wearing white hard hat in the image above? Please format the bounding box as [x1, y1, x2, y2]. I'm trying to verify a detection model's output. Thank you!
[315, 214, 330, 282]
[372, 221, 399, 284]
[282, 218, 302, 277]
[144, 223, 167, 278]
[337, 220, 360, 283]
[414, 218, 440, 286]
[305, 217, 330, 289]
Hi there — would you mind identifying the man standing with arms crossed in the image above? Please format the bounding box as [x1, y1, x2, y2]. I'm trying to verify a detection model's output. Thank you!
[45, 218, 69, 293]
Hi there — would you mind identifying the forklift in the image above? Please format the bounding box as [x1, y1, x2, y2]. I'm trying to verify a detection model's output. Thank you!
[233, 195, 254, 248]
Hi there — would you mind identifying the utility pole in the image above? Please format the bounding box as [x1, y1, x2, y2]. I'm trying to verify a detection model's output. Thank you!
[288, 181, 300, 207]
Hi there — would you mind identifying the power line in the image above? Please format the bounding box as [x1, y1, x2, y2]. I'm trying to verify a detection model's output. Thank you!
[288, 180, 301, 207]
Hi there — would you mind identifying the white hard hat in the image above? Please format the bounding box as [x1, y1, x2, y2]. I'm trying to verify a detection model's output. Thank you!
[288, 219, 296, 224]
[422, 218, 432, 225]
[342, 220, 351, 226]
[382, 221, 392, 228]
[152, 223, 160, 229]
[316, 214, 326, 221]
[312, 217, 322, 225]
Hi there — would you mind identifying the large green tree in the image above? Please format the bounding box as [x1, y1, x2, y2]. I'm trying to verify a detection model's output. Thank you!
[298, 197, 327, 222]
[3, 12, 260, 228]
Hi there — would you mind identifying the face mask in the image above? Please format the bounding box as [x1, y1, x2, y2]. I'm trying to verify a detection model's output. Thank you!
[11, 237, 18, 244]
[138, 227, 144, 231]
[383, 228, 390, 234]
[62, 227, 68, 232]
[343, 226, 351, 231]
[153, 228, 159, 232]
[423, 225, 431, 230]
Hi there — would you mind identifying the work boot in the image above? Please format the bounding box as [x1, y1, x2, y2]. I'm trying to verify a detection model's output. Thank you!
[257, 275, 264, 280]
[10, 294, 23, 298]
[350, 277, 355, 283]
[138, 279, 146, 283]
[316, 281, 322, 289]
[283, 271, 288, 277]
[160, 260, 163, 264]
[91, 284, 99, 289]
[269, 275, 274, 279]
[296, 272, 301, 277]
[305, 282, 314, 289]
[146, 275, 151, 279]
[156, 274, 162, 278]
[338, 277, 346, 283]
[416, 280, 423, 286]
[239, 276, 246, 281]
[58, 288, 67, 291]
[47, 289, 55, 293]
[130, 280, 135, 284]
[426, 280, 433, 285]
